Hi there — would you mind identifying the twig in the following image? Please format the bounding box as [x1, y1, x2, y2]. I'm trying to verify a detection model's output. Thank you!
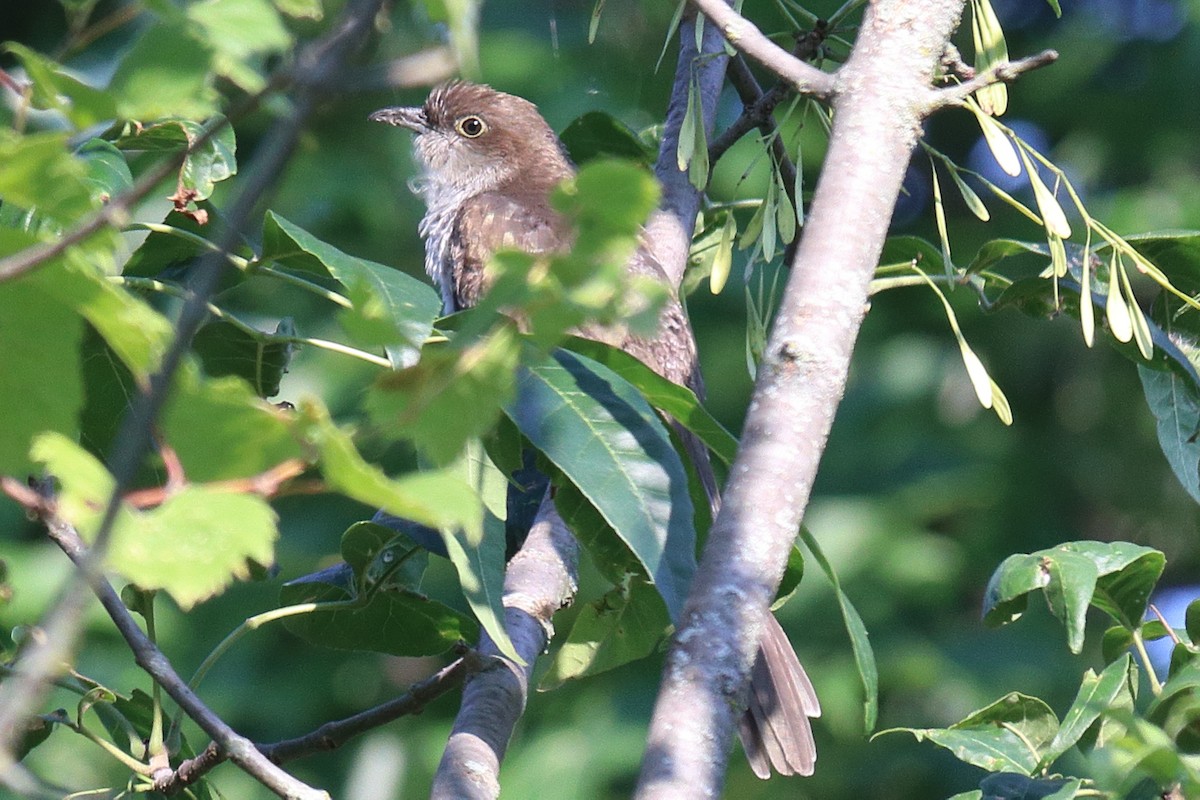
[927, 48, 1059, 110]
[153, 656, 470, 795]
[0, 1, 385, 794]
[688, 0, 836, 99]
[38, 514, 328, 800]
[714, 54, 801, 213]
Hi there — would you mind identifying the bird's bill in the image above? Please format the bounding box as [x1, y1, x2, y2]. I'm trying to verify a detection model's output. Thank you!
[368, 106, 428, 132]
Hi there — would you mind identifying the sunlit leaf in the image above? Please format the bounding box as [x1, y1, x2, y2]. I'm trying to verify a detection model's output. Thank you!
[970, 104, 1021, 177]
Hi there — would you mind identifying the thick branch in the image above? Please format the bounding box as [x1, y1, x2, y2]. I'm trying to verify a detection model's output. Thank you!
[688, 0, 835, 99]
[635, 1, 970, 797]
[429, 499, 579, 800]
[928, 48, 1059, 110]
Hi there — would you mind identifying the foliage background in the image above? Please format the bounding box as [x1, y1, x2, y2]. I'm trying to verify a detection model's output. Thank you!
[2, 0, 1199, 797]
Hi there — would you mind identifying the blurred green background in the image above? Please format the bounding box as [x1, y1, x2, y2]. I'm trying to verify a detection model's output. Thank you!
[3, 0, 1200, 797]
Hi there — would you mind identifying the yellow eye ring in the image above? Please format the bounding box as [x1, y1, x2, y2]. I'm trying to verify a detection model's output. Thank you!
[455, 115, 487, 138]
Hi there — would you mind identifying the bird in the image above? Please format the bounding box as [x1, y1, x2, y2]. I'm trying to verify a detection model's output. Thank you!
[371, 80, 820, 778]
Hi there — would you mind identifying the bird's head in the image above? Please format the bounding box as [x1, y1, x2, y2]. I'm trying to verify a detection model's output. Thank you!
[370, 81, 573, 197]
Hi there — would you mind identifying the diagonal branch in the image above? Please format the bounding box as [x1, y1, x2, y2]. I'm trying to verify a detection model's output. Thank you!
[927, 48, 1059, 110]
[688, 0, 836, 100]
[151, 657, 470, 795]
[35, 510, 328, 800]
[635, 1, 974, 796]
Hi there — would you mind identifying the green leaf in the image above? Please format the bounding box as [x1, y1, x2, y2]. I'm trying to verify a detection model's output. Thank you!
[541, 577, 669, 689]
[440, 441, 521, 664]
[560, 111, 655, 166]
[0, 130, 95, 224]
[110, 22, 218, 120]
[272, 0, 323, 18]
[879, 692, 1058, 775]
[262, 212, 441, 368]
[506, 347, 695, 619]
[1, 42, 117, 128]
[773, 545, 805, 610]
[983, 542, 1166, 650]
[297, 398, 483, 533]
[800, 526, 877, 731]
[30, 434, 278, 608]
[160, 363, 303, 481]
[115, 118, 237, 204]
[560, 336, 738, 465]
[1042, 654, 1134, 766]
[192, 319, 292, 398]
[113, 487, 278, 608]
[77, 139, 133, 204]
[0, 273, 84, 476]
[1187, 599, 1200, 646]
[978, 773, 1080, 800]
[341, 521, 429, 590]
[367, 328, 521, 464]
[280, 565, 477, 656]
[1140, 365, 1200, 505]
[187, 0, 292, 93]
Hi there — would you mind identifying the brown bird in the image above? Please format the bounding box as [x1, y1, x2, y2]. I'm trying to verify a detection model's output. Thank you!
[371, 81, 820, 778]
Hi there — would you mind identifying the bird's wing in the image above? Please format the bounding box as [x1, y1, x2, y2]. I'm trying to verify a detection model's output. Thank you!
[449, 191, 570, 310]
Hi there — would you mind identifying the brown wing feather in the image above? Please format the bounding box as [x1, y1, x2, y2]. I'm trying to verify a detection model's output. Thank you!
[449, 190, 570, 310]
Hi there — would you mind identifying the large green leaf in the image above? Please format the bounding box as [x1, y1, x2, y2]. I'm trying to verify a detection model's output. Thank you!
[559, 111, 655, 166]
[114, 119, 237, 204]
[983, 541, 1165, 651]
[30, 434, 278, 609]
[1042, 654, 1134, 767]
[879, 692, 1059, 775]
[561, 335, 738, 465]
[541, 577, 669, 689]
[0, 273, 84, 477]
[186, 0, 292, 93]
[262, 212, 441, 369]
[367, 328, 521, 464]
[192, 319, 293, 398]
[109, 22, 218, 121]
[440, 441, 521, 664]
[506, 346, 696, 619]
[160, 363, 303, 482]
[296, 399, 482, 534]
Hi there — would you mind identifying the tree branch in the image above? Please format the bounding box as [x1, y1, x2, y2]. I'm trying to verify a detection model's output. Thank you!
[688, 0, 836, 100]
[34, 512, 328, 800]
[635, 1, 970, 796]
[0, 0, 385, 792]
[152, 657, 470, 795]
[430, 498, 579, 800]
[928, 48, 1059, 110]
[646, 12, 733, 289]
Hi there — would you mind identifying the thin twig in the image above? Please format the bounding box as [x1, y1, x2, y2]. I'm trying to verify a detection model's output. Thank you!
[688, 0, 836, 99]
[928, 48, 1059, 110]
[152, 656, 470, 795]
[36, 513, 328, 799]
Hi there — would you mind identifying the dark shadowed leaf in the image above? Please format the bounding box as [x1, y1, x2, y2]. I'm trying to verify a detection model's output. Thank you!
[560, 111, 655, 166]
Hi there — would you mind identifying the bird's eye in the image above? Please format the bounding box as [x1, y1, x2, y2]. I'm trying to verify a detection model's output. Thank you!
[455, 115, 486, 138]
